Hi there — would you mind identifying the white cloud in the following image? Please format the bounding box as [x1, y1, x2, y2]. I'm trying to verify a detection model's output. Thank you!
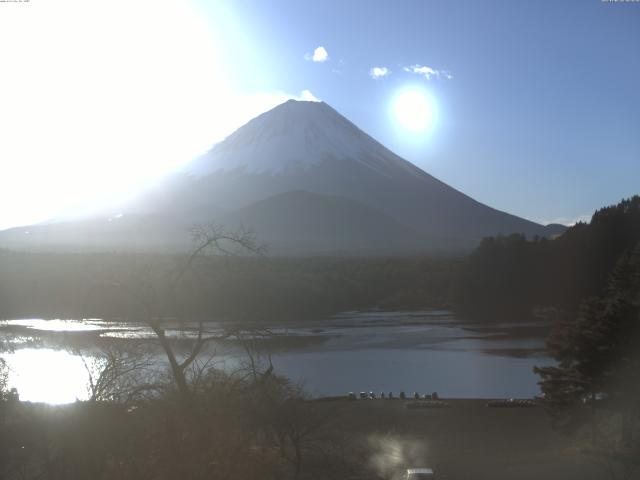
[305, 46, 329, 62]
[404, 64, 453, 80]
[573, 214, 592, 225]
[538, 214, 591, 226]
[369, 66, 390, 79]
[299, 89, 321, 102]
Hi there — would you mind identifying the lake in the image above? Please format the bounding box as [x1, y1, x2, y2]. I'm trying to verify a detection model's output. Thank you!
[0, 310, 553, 404]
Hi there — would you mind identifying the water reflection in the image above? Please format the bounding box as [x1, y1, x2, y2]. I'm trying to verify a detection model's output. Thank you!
[0, 311, 554, 404]
[7, 318, 108, 332]
[2, 318, 223, 340]
[4, 348, 90, 404]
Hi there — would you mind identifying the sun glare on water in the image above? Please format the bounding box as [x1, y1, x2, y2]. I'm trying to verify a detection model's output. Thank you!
[5, 349, 90, 404]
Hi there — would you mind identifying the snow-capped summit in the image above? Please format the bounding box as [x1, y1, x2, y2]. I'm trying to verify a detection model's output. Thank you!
[179, 99, 560, 243]
[188, 100, 422, 178]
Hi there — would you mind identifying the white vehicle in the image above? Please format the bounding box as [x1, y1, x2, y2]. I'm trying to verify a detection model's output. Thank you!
[405, 467, 435, 479]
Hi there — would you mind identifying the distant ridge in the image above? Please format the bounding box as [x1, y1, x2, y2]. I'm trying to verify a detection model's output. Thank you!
[220, 190, 432, 255]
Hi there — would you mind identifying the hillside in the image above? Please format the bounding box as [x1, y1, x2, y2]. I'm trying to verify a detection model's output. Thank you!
[455, 195, 640, 317]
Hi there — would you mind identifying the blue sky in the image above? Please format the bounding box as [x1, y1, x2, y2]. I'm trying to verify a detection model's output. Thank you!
[0, 0, 638, 229]
[197, 0, 640, 225]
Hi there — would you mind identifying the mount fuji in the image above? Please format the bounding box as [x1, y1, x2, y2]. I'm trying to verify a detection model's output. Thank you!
[0, 100, 565, 254]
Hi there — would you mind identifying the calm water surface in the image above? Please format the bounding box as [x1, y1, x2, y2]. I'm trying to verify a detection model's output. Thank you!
[0, 311, 553, 403]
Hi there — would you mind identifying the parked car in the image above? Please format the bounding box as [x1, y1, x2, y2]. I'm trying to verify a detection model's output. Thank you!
[405, 467, 435, 479]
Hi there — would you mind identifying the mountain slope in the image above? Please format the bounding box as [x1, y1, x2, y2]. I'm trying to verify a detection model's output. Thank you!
[0, 214, 190, 252]
[220, 190, 440, 255]
[184, 100, 558, 240]
[0, 100, 565, 254]
[188, 99, 423, 178]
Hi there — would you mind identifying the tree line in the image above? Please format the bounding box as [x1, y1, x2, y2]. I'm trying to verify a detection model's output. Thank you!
[454, 196, 640, 478]
[535, 244, 640, 478]
[0, 248, 457, 324]
[455, 196, 640, 319]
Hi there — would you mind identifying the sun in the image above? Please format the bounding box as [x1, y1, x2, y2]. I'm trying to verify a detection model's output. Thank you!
[0, 0, 229, 229]
[392, 88, 437, 132]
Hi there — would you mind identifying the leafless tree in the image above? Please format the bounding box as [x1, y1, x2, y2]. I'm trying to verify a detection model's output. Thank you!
[0, 359, 8, 401]
[257, 382, 336, 480]
[112, 222, 265, 407]
[75, 341, 161, 405]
